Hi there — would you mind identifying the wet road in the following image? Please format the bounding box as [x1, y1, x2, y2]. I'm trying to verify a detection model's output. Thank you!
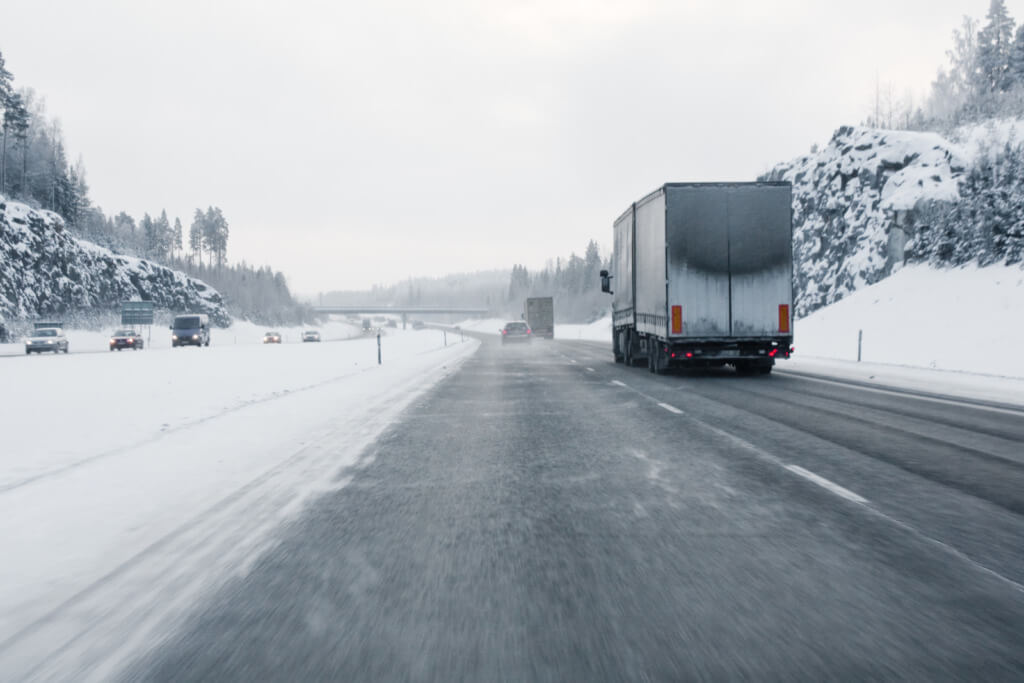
[125, 337, 1024, 681]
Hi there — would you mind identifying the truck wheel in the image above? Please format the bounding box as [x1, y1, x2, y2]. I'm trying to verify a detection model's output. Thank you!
[758, 365, 773, 375]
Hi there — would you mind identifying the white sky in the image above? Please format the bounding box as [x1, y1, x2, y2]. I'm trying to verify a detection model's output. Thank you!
[2, 0, 1018, 294]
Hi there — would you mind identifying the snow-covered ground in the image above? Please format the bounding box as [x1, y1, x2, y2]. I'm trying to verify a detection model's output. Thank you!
[794, 263, 1024, 378]
[0, 328, 478, 679]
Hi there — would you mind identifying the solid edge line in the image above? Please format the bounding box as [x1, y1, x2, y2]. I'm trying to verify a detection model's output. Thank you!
[776, 368, 1024, 417]
[785, 464, 867, 504]
[657, 402, 684, 415]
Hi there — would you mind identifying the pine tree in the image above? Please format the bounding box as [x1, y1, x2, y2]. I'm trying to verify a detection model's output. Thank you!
[190, 208, 205, 265]
[172, 217, 183, 261]
[1010, 25, 1024, 87]
[9, 93, 29, 196]
[141, 213, 155, 257]
[977, 0, 1016, 93]
[0, 50, 13, 106]
[152, 210, 170, 260]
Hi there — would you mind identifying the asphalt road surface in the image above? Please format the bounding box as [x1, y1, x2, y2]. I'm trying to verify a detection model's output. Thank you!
[125, 337, 1024, 681]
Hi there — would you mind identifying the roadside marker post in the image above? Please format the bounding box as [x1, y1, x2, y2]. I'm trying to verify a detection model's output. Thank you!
[444, 331, 447, 347]
[377, 333, 382, 365]
[858, 329, 863, 362]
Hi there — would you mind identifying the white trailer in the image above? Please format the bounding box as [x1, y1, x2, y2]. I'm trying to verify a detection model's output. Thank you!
[601, 182, 794, 374]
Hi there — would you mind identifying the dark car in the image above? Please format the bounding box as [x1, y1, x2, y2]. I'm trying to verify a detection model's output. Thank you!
[171, 314, 210, 347]
[110, 329, 144, 351]
[500, 321, 531, 344]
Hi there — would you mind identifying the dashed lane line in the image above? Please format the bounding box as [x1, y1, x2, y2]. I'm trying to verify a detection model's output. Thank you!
[785, 465, 867, 504]
[658, 402, 684, 415]
[603, 371, 1024, 594]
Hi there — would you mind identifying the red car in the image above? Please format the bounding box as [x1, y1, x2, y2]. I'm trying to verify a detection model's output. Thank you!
[110, 329, 144, 351]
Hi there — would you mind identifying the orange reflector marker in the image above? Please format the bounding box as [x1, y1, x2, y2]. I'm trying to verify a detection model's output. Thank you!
[671, 305, 683, 334]
[778, 304, 790, 333]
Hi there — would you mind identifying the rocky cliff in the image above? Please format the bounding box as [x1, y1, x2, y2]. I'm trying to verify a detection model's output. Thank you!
[0, 195, 230, 329]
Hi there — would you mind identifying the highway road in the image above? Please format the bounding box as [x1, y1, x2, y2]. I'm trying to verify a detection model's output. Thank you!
[124, 336, 1024, 681]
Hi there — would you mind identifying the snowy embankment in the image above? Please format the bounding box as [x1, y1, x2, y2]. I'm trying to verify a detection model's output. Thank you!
[0, 328, 478, 679]
[794, 263, 1023, 376]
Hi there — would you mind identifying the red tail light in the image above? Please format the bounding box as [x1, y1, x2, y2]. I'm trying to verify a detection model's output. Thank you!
[685, 352, 693, 359]
[769, 348, 778, 358]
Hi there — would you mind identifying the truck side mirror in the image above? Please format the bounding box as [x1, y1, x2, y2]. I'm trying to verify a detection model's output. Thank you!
[599, 270, 613, 294]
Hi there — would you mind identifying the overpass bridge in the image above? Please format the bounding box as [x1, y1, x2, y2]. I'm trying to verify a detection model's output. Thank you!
[313, 306, 490, 329]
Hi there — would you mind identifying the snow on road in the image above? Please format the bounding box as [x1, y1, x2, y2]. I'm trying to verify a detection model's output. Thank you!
[0, 328, 478, 680]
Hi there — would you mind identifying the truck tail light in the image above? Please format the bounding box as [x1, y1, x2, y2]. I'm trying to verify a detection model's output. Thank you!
[778, 304, 790, 334]
[685, 352, 693, 359]
[769, 348, 778, 358]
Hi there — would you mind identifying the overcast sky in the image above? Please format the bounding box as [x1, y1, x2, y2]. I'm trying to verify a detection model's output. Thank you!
[2, 1, 1017, 294]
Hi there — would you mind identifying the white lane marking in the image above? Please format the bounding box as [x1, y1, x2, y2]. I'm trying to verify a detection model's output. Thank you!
[586, 367, 595, 372]
[777, 370, 1024, 417]
[658, 402, 684, 415]
[785, 465, 867, 504]
[653, 397, 1024, 594]
[569, 359, 578, 364]
[600, 366, 1024, 594]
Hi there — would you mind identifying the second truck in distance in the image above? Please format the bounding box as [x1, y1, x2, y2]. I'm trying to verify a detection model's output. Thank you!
[523, 297, 554, 339]
[601, 182, 793, 374]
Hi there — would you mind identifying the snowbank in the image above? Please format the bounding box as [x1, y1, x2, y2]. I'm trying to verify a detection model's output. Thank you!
[795, 263, 1024, 378]
[0, 329, 478, 676]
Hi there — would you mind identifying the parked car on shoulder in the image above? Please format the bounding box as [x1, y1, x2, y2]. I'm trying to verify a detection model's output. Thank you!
[302, 330, 321, 342]
[263, 331, 282, 344]
[110, 329, 144, 351]
[500, 321, 531, 344]
[26, 327, 69, 354]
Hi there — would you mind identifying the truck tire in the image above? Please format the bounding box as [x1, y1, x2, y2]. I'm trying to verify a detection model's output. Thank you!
[758, 364, 773, 375]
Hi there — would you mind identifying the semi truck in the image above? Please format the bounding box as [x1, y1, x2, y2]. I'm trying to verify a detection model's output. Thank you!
[523, 296, 554, 339]
[600, 182, 793, 374]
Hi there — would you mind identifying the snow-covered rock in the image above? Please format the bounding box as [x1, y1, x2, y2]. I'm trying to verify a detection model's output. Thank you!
[765, 126, 968, 316]
[0, 195, 230, 326]
[767, 119, 1024, 317]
